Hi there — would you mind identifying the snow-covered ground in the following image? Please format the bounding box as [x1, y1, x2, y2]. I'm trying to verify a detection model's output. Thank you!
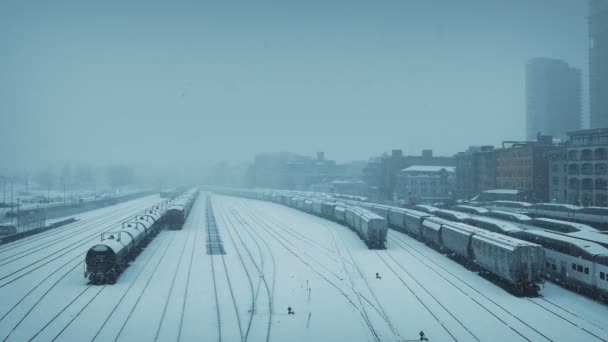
[0, 193, 607, 342]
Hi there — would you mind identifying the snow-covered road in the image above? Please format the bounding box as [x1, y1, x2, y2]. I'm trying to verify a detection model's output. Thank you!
[1, 193, 607, 342]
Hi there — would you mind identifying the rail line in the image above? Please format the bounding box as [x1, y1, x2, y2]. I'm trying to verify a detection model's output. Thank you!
[231, 199, 383, 342]
[0, 200, 164, 287]
[177, 199, 204, 342]
[379, 251, 475, 341]
[153, 232, 190, 342]
[224, 203, 277, 342]
[389, 232, 552, 342]
[90, 232, 175, 342]
[525, 298, 607, 342]
[215, 204, 257, 341]
[0, 202, 146, 265]
[0, 199, 151, 253]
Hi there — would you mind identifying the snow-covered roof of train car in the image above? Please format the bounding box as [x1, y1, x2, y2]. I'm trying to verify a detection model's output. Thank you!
[472, 230, 538, 250]
[402, 208, 432, 218]
[567, 231, 608, 247]
[576, 206, 608, 214]
[532, 203, 581, 211]
[454, 205, 489, 214]
[490, 200, 533, 207]
[519, 229, 608, 256]
[414, 205, 439, 212]
[486, 210, 532, 221]
[465, 216, 522, 233]
[530, 218, 599, 233]
[434, 209, 470, 221]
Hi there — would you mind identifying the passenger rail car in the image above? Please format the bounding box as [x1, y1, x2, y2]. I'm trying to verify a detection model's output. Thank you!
[511, 229, 608, 301]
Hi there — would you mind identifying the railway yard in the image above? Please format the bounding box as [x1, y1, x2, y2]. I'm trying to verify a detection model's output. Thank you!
[1, 193, 608, 342]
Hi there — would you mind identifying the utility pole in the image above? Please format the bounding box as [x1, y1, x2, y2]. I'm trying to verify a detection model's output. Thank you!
[63, 180, 66, 204]
[10, 178, 14, 223]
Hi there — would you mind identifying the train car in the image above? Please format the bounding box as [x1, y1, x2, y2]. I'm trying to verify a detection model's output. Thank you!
[511, 229, 608, 300]
[452, 205, 489, 216]
[334, 205, 346, 223]
[303, 199, 313, 213]
[359, 210, 387, 249]
[483, 210, 532, 225]
[575, 207, 608, 227]
[464, 217, 522, 235]
[486, 200, 533, 213]
[85, 205, 167, 284]
[413, 205, 439, 214]
[470, 231, 544, 296]
[522, 218, 599, 234]
[421, 217, 443, 248]
[529, 203, 579, 220]
[440, 221, 479, 260]
[402, 209, 430, 237]
[567, 231, 608, 249]
[433, 209, 470, 223]
[165, 189, 199, 230]
[388, 208, 407, 231]
[320, 201, 335, 219]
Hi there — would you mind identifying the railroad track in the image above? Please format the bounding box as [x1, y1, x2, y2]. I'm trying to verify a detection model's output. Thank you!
[525, 298, 607, 342]
[0, 202, 146, 265]
[223, 203, 277, 342]
[378, 251, 475, 341]
[177, 199, 204, 342]
[0, 199, 165, 339]
[215, 204, 258, 341]
[0, 198, 152, 253]
[322, 217, 385, 342]
[231, 198, 384, 342]
[238, 203, 345, 282]
[0, 200, 163, 288]
[389, 232, 552, 342]
[152, 231, 190, 342]
[98, 232, 176, 342]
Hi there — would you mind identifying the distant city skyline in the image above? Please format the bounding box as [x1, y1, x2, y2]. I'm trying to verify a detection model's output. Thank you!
[0, 1, 590, 174]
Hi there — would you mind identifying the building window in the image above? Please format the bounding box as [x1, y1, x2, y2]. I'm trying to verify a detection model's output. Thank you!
[601, 272, 605, 280]
[577, 265, 583, 272]
[584, 267, 589, 275]
[546, 262, 550, 269]
[552, 264, 557, 271]
[572, 263, 576, 270]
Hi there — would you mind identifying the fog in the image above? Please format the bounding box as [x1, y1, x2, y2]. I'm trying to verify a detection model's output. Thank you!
[0, 1, 587, 181]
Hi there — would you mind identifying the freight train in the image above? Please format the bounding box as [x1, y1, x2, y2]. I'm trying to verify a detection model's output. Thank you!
[163, 189, 199, 230]
[85, 188, 199, 284]
[211, 188, 545, 295]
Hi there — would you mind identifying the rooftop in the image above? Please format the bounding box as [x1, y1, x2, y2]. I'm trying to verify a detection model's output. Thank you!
[401, 165, 456, 173]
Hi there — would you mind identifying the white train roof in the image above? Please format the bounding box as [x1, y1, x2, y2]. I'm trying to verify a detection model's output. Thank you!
[531, 218, 599, 232]
[521, 229, 608, 256]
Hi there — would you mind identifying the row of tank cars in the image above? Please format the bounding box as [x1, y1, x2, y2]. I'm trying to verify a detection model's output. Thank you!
[410, 203, 608, 301]
[213, 188, 388, 249]
[84, 188, 199, 284]
[212, 188, 547, 296]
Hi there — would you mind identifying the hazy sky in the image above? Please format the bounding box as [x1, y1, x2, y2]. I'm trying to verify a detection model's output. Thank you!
[0, 0, 588, 173]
